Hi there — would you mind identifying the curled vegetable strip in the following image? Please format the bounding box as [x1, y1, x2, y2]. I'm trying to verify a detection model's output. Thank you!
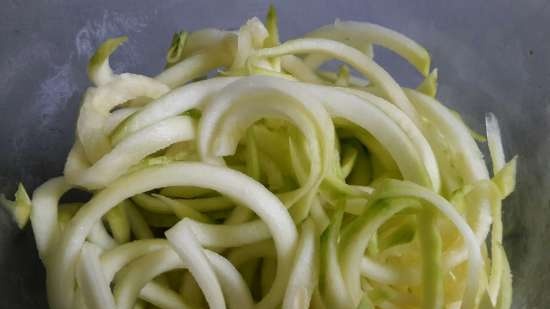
[343, 88, 440, 192]
[312, 86, 437, 191]
[156, 25, 236, 88]
[406, 89, 496, 298]
[320, 210, 353, 309]
[88, 221, 117, 250]
[231, 17, 269, 70]
[273, 80, 434, 188]
[280, 55, 327, 84]
[404, 89, 489, 183]
[87, 36, 128, 86]
[204, 250, 255, 309]
[166, 222, 226, 309]
[103, 107, 140, 135]
[183, 219, 271, 247]
[417, 69, 438, 97]
[339, 198, 421, 305]
[113, 247, 185, 309]
[253, 38, 419, 120]
[282, 219, 319, 309]
[369, 180, 483, 309]
[111, 77, 237, 144]
[181, 28, 237, 57]
[112, 245, 254, 309]
[76, 74, 170, 163]
[165, 31, 189, 67]
[100, 239, 170, 282]
[198, 76, 335, 219]
[485, 113, 506, 173]
[0, 183, 32, 229]
[484, 114, 515, 305]
[17, 9, 516, 309]
[156, 49, 233, 89]
[228, 240, 276, 267]
[31, 177, 71, 260]
[360, 256, 420, 285]
[47, 163, 297, 309]
[76, 242, 116, 309]
[105, 203, 130, 243]
[305, 20, 431, 76]
[139, 282, 191, 309]
[66, 116, 196, 189]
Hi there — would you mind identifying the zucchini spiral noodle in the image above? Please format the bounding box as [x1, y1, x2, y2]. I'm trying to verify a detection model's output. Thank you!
[2, 6, 517, 309]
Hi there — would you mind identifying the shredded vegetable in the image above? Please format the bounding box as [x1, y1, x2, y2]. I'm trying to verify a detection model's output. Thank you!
[3, 6, 516, 309]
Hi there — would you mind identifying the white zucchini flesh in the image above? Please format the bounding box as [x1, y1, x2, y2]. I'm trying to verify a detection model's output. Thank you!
[47, 163, 297, 309]
[13, 9, 516, 309]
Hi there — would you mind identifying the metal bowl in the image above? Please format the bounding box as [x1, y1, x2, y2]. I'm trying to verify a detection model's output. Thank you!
[1, 0, 548, 308]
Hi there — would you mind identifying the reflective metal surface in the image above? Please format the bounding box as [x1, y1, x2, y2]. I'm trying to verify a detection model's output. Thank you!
[1, 0, 548, 308]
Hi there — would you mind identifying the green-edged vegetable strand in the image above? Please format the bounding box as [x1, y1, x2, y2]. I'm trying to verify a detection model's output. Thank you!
[2, 6, 516, 309]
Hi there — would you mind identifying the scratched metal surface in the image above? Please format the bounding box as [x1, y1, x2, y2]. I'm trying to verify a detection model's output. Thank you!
[0, 0, 549, 308]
